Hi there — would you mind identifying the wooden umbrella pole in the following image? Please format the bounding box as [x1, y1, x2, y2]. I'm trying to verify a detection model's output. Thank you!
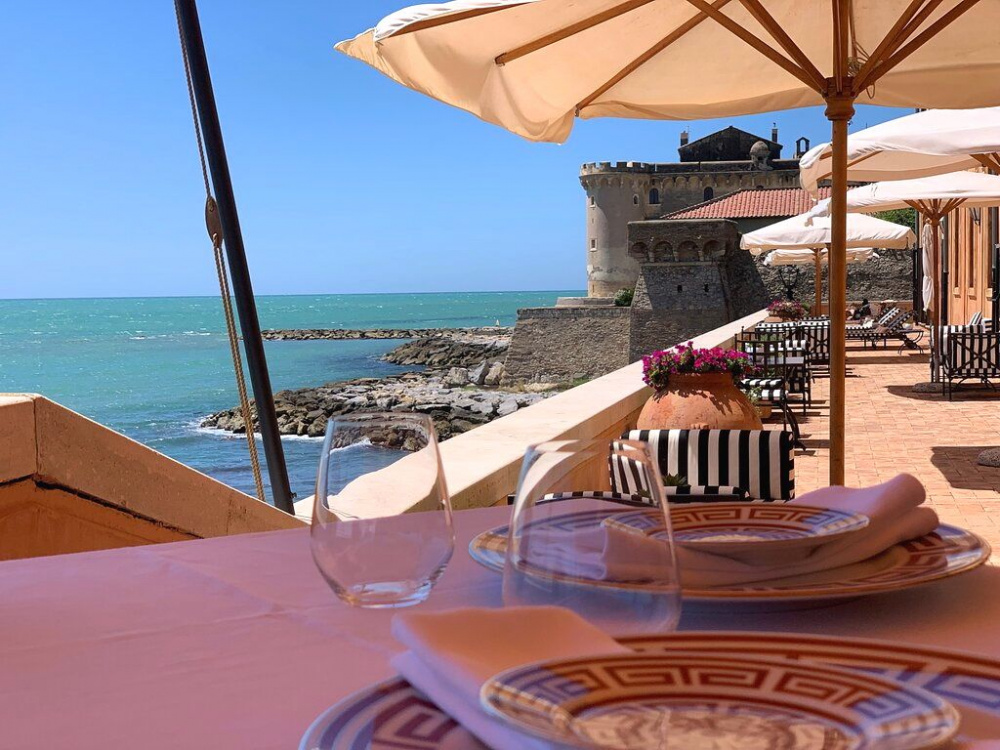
[825, 93, 856, 487]
[815, 248, 825, 315]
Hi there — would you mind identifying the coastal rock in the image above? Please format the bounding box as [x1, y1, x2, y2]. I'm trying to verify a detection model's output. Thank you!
[262, 326, 510, 342]
[201, 370, 554, 446]
[468, 362, 488, 386]
[484, 362, 505, 387]
[383, 332, 510, 369]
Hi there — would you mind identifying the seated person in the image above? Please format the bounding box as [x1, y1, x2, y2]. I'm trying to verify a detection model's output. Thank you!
[851, 298, 872, 321]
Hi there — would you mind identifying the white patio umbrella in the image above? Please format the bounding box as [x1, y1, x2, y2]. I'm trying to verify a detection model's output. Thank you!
[744, 213, 914, 315]
[810, 170, 1000, 376]
[800, 108, 1000, 195]
[337, 1, 1000, 485]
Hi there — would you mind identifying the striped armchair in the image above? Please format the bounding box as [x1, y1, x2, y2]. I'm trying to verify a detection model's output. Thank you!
[939, 326, 1000, 399]
[611, 429, 796, 502]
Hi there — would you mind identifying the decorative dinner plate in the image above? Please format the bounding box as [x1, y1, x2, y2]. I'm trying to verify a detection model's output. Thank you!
[300, 632, 1000, 750]
[481, 653, 958, 749]
[468, 513, 990, 603]
[669, 503, 869, 558]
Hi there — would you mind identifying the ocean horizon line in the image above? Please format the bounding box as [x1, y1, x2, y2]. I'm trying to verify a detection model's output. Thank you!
[0, 289, 586, 303]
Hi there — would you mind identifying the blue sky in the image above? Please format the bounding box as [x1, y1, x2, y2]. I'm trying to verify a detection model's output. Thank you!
[1, 1, 910, 299]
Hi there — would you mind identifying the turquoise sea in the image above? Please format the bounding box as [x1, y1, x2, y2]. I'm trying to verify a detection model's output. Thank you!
[0, 292, 579, 503]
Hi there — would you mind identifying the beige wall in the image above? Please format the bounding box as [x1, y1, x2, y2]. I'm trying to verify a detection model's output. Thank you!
[0, 394, 302, 561]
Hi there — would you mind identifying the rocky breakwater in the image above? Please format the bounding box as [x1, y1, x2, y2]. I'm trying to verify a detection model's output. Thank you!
[201, 328, 549, 445]
[382, 330, 510, 371]
[262, 326, 510, 341]
[201, 370, 550, 443]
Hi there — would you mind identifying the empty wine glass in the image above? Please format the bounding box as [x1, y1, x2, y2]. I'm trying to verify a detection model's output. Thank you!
[502, 439, 681, 635]
[311, 413, 454, 608]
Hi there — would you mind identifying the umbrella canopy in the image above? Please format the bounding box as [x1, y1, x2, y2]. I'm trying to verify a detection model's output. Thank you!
[742, 212, 916, 253]
[763, 248, 879, 266]
[337, 1, 1000, 486]
[812, 171, 1000, 214]
[338, 2, 1000, 144]
[800, 108, 1000, 195]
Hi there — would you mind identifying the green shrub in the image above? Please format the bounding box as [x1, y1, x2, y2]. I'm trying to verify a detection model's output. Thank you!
[614, 287, 634, 307]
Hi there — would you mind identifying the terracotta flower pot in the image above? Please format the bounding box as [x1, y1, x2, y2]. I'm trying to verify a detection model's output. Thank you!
[637, 373, 763, 430]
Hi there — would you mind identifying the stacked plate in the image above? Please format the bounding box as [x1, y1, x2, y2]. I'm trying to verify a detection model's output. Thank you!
[468, 503, 988, 603]
[300, 631, 1000, 749]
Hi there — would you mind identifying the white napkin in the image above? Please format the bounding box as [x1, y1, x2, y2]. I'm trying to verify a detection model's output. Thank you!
[678, 473, 939, 587]
[509, 474, 938, 589]
[390, 606, 629, 750]
[522, 517, 675, 582]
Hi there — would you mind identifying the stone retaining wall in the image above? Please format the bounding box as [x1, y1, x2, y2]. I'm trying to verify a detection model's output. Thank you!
[503, 307, 631, 384]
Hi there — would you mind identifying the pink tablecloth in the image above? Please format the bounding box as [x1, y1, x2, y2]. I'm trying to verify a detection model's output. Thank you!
[1, 505, 998, 749]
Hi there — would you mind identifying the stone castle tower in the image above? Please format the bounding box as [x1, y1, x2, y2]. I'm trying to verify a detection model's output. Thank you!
[579, 125, 811, 297]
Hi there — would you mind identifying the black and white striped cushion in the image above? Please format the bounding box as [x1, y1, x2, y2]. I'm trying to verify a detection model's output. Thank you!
[505, 489, 652, 507]
[664, 485, 747, 498]
[622, 429, 796, 501]
[943, 330, 1000, 376]
[609, 450, 653, 497]
[970, 311, 984, 326]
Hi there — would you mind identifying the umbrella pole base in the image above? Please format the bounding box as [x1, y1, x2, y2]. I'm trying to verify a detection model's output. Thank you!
[912, 381, 944, 394]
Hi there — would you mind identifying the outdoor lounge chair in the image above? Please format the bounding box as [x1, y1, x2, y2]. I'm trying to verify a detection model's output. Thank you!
[861, 309, 912, 349]
[611, 428, 796, 502]
[846, 306, 899, 341]
[940, 326, 1000, 399]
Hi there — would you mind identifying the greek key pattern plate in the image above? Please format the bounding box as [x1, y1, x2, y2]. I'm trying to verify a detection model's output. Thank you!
[481, 653, 958, 750]
[301, 632, 1000, 750]
[468, 512, 989, 602]
[669, 503, 869, 552]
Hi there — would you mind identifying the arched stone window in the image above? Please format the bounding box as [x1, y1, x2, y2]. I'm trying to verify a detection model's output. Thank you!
[703, 187, 714, 201]
[589, 195, 596, 206]
[633, 195, 639, 205]
[648, 188, 660, 205]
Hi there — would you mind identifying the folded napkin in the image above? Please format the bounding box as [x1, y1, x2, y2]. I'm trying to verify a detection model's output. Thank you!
[390, 606, 629, 750]
[522, 516, 676, 583]
[677, 473, 939, 588]
[512, 474, 938, 590]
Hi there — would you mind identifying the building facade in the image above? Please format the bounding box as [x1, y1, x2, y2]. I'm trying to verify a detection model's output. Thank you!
[943, 203, 1000, 324]
[580, 125, 811, 297]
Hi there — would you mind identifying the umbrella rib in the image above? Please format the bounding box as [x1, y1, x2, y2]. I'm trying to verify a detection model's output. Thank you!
[859, 0, 984, 91]
[495, 0, 660, 66]
[683, 0, 824, 93]
[736, 0, 825, 90]
[390, 3, 530, 37]
[853, 0, 942, 91]
[973, 153, 1000, 173]
[575, 0, 733, 113]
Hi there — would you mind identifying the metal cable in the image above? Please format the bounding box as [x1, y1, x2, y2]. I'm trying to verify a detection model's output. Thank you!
[174, 0, 266, 503]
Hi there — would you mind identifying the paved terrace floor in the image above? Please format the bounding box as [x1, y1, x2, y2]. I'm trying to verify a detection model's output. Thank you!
[792, 343, 1000, 548]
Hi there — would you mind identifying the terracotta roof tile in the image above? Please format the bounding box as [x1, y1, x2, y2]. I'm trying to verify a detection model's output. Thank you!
[663, 187, 832, 220]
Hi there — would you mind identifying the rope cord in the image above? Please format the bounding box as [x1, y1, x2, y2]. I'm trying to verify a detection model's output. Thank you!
[174, 0, 266, 504]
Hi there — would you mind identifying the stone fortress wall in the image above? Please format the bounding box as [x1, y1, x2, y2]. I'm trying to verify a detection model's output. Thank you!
[580, 126, 809, 297]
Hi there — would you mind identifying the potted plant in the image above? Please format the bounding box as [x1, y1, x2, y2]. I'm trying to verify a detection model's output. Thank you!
[747, 386, 772, 420]
[766, 300, 807, 322]
[637, 343, 763, 430]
